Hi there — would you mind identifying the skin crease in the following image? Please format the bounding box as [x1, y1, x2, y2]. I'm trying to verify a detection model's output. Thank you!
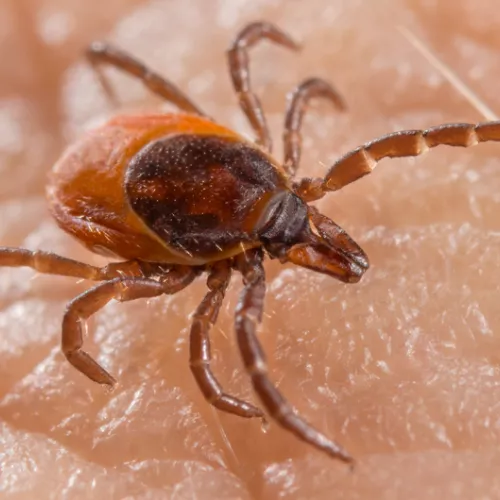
[1, 0, 500, 498]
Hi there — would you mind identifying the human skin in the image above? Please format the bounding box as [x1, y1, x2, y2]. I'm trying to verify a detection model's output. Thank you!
[1, 0, 500, 498]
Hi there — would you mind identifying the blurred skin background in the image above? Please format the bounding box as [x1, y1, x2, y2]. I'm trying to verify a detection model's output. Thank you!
[1, 0, 500, 498]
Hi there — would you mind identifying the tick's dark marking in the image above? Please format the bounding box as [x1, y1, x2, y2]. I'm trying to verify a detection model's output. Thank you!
[125, 134, 287, 256]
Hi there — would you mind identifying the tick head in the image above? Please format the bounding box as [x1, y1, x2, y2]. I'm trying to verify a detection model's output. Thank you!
[258, 194, 369, 283]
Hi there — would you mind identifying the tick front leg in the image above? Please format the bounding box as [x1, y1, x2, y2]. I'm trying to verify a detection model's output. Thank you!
[284, 78, 346, 177]
[295, 121, 500, 201]
[63, 268, 198, 385]
[234, 249, 353, 464]
[190, 261, 264, 420]
[87, 42, 206, 116]
[227, 21, 300, 151]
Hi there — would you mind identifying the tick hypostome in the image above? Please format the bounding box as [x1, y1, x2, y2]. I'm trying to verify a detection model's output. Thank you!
[2, 21, 499, 464]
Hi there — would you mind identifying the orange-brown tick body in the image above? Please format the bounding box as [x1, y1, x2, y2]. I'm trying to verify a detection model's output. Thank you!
[2, 21, 500, 465]
[49, 114, 289, 265]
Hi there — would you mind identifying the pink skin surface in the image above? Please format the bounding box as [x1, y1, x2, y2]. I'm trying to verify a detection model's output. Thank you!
[1, 0, 500, 498]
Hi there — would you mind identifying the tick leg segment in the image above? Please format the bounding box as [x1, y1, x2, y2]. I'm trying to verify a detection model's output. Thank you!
[227, 21, 300, 152]
[284, 78, 346, 177]
[0, 247, 146, 280]
[190, 261, 264, 419]
[62, 267, 197, 386]
[294, 121, 500, 202]
[87, 42, 206, 116]
[234, 249, 353, 464]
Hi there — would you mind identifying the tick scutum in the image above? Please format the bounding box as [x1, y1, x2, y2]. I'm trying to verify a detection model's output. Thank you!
[125, 134, 287, 257]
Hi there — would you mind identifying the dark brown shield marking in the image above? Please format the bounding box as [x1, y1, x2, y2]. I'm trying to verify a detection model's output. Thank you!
[125, 134, 286, 257]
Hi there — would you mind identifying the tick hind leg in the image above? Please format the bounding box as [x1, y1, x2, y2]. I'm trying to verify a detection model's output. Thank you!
[87, 42, 205, 116]
[190, 261, 264, 420]
[234, 249, 353, 464]
[62, 268, 197, 386]
[284, 78, 346, 177]
[227, 21, 300, 152]
[0, 247, 146, 280]
[295, 121, 500, 202]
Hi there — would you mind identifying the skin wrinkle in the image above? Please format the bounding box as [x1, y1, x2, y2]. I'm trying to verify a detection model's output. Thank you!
[0, 0, 499, 499]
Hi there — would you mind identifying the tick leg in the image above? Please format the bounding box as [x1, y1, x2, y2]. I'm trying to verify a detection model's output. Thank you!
[234, 249, 353, 464]
[62, 267, 197, 386]
[190, 261, 264, 419]
[0, 247, 146, 280]
[227, 21, 300, 151]
[284, 78, 346, 177]
[294, 121, 500, 201]
[87, 42, 206, 116]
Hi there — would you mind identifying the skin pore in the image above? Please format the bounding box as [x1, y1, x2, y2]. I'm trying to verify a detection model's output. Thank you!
[0, 0, 499, 498]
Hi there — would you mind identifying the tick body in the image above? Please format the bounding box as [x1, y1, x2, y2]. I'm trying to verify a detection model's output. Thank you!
[48, 114, 289, 265]
[3, 21, 500, 464]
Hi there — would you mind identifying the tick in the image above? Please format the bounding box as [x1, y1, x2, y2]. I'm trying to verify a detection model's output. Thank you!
[2, 21, 499, 464]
